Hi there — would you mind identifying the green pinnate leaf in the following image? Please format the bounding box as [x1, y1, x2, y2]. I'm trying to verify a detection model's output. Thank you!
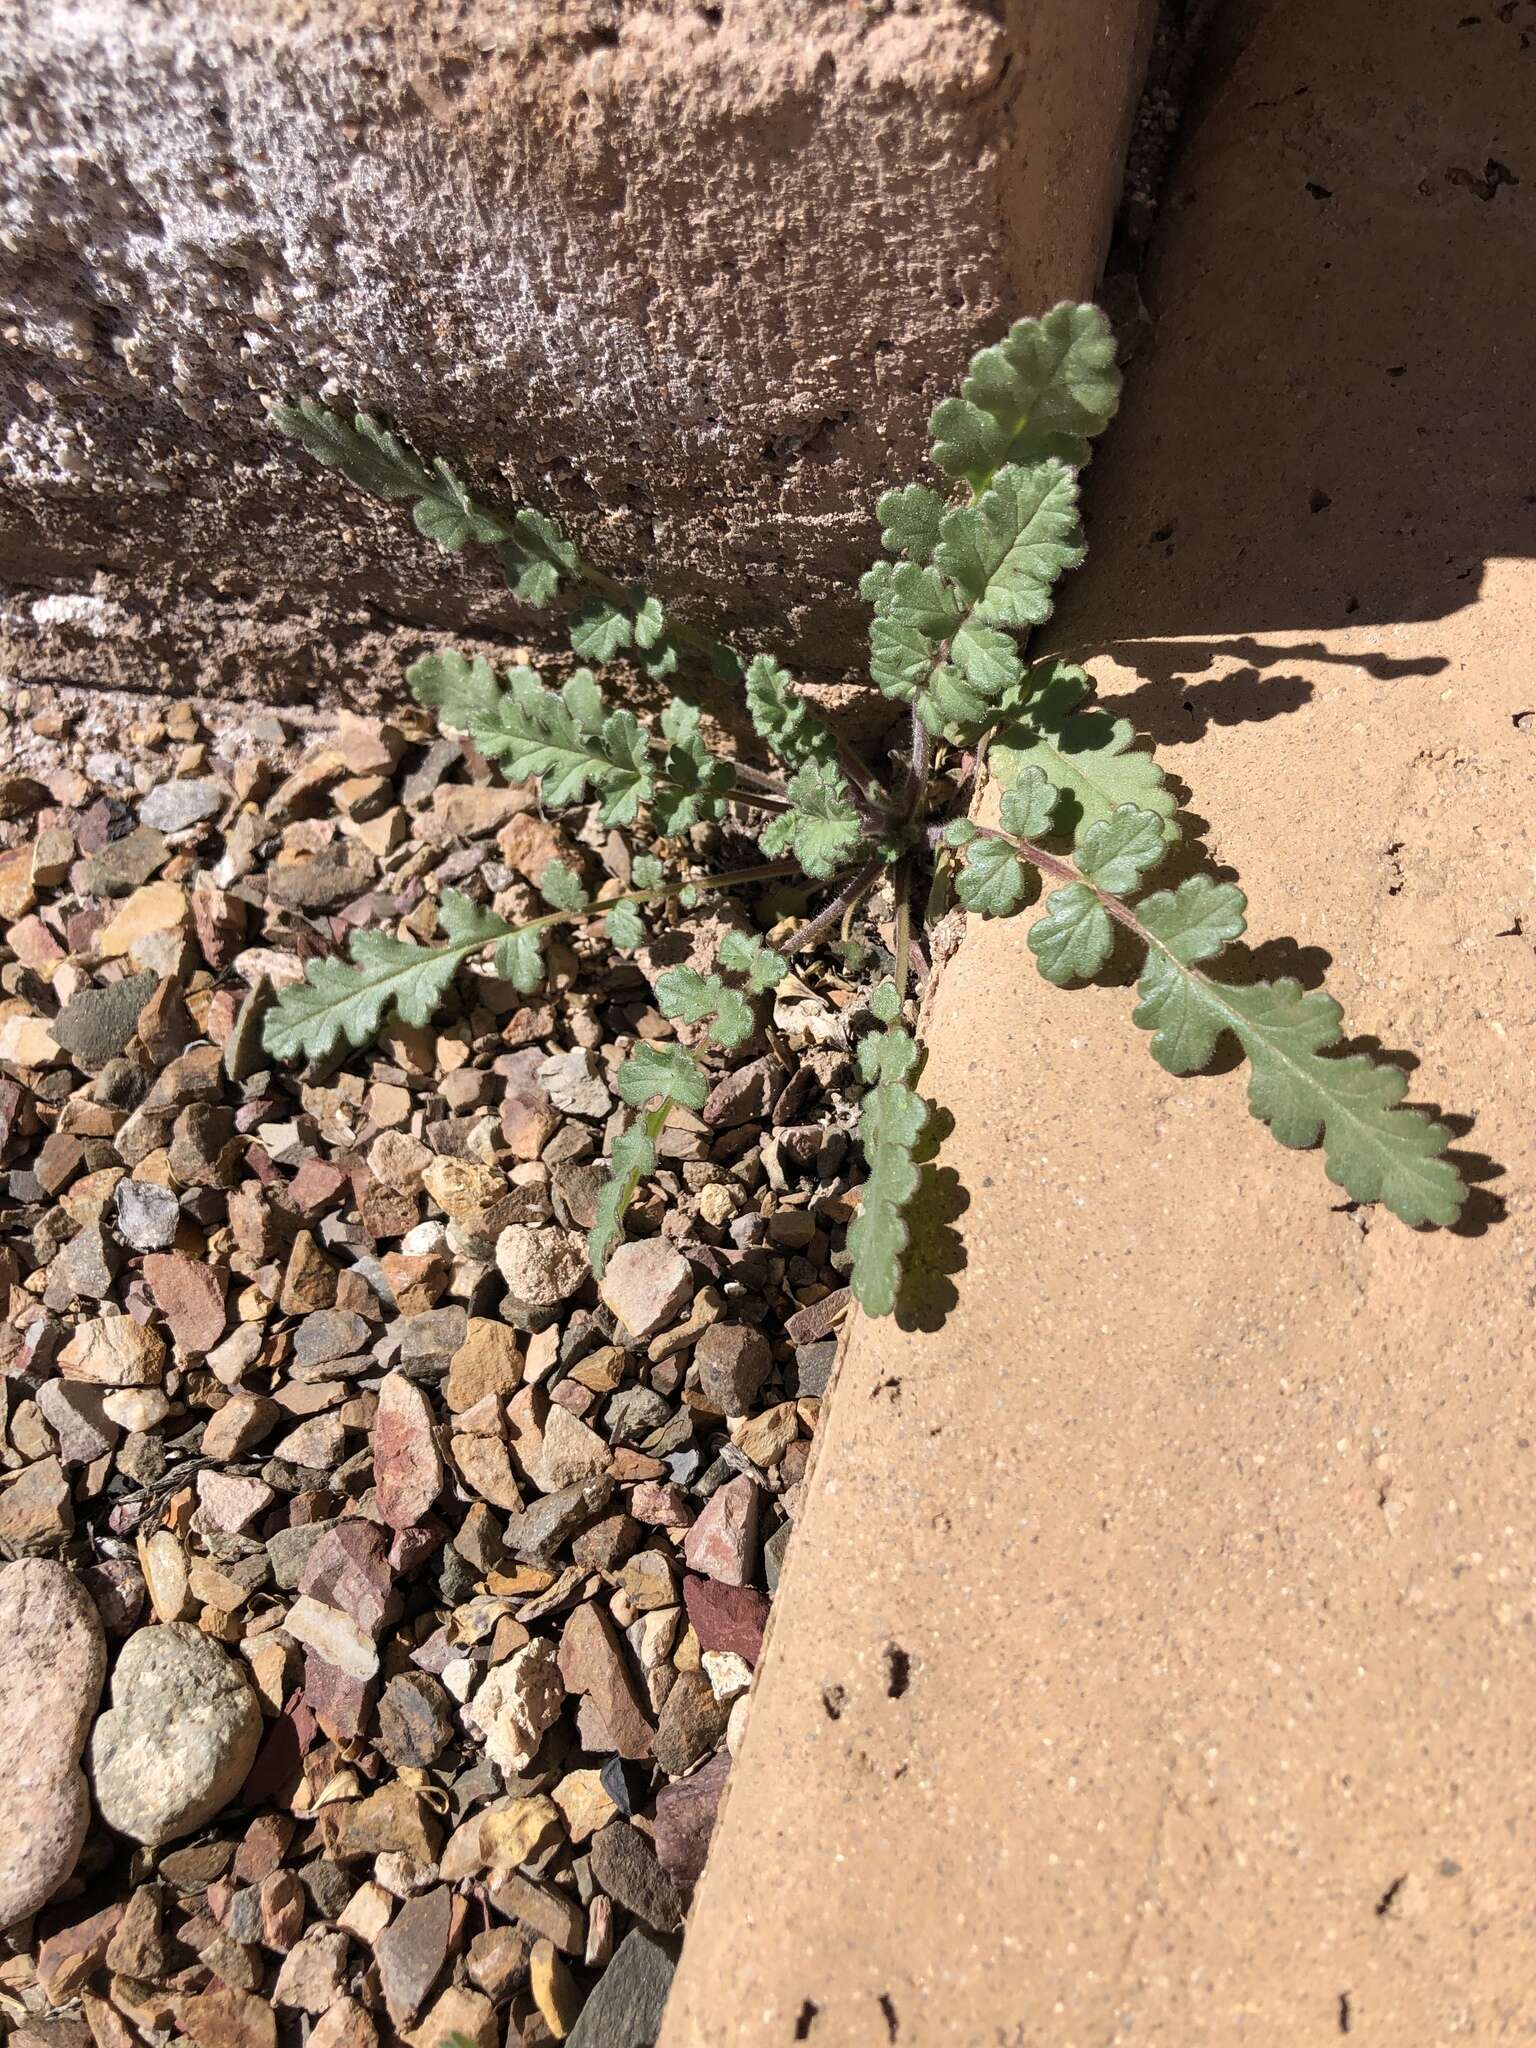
[848, 1070, 928, 1318]
[262, 897, 511, 1064]
[589, 1115, 662, 1278]
[409, 654, 654, 825]
[653, 967, 754, 1051]
[743, 655, 836, 766]
[929, 302, 1121, 490]
[494, 926, 546, 993]
[857, 1019, 921, 1088]
[569, 597, 634, 662]
[633, 596, 668, 650]
[877, 483, 947, 566]
[934, 460, 1084, 630]
[603, 901, 646, 950]
[760, 761, 864, 880]
[538, 861, 586, 912]
[1074, 805, 1169, 897]
[955, 835, 1032, 918]
[413, 459, 510, 552]
[498, 509, 578, 609]
[998, 766, 1058, 840]
[943, 818, 979, 847]
[716, 930, 788, 994]
[1136, 875, 1248, 965]
[271, 402, 433, 500]
[634, 596, 680, 680]
[616, 1042, 708, 1113]
[436, 890, 508, 947]
[1131, 960, 1463, 1226]
[992, 661, 1178, 845]
[654, 698, 734, 833]
[632, 855, 665, 889]
[1027, 882, 1114, 985]
[868, 979, 902, 1026]
[949, 622, 1023, 701]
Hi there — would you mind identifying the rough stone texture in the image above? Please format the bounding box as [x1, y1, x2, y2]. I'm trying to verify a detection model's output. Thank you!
[88, 1622, 263, 1845]
[0, 0, 1151, 713]
[0, 1561, 108, 1928]
[663, 3, 1536, 2040]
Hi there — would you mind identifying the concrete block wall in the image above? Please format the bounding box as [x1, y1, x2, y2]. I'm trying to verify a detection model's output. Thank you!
[0, 1, 1153, 712]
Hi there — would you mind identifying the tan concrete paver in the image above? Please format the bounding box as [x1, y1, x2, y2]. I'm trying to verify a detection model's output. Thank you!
[663, 2, 1536, 2040]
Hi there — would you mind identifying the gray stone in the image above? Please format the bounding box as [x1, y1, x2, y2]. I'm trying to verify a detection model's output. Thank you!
[139, 778, 224, 832]
[604, 1386, 673, 1445]
[50, 971, 158, 1071]
[536, 1047, 613, 1121]
[504, 1477, 614, 1566]
[264, 841, 377, 910]
[75, 829, 168, 899]
[87, 1623, 262, 1846]
[46, 1222, 121, 1305]
[0, 1560, 107, 1929]
[789, 1339, 838, 1399]
[374, 1884, 451, 2027]
[763, 1519, 793, 1595]
[587, 1820, 684, 1933]
[294, 1309, 370, 1367]
[36, 1381, 119, 1467]
[567, 1928, 677, 2048]
[694, 1323, 773, 1415]
[114, 1177, 181, 1252]
[651, 1670, 730, 1781]
[702, 1057, 778, 1129]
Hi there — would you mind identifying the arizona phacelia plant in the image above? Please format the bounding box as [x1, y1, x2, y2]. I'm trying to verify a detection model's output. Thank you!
[265, 303, 1465, 1317]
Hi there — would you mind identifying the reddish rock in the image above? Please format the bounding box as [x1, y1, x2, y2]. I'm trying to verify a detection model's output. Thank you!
[557, 1601, 654, 1761]
[180, 1984, 277, 2048]
[296, 1521, 398, 1636]
[680, 1475, 759, 1587]
[36, 1902, 124, 2002]
[683, 1576, 770, 1666]
[654, 1749, 732, 1884]
[374, 1884, 451, 2028]
[372, 1372, 442, 1530]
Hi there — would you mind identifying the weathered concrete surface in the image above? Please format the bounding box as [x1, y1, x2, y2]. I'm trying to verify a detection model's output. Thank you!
[0, 0, 1151, 712]
[664, 2, 1536, 2041]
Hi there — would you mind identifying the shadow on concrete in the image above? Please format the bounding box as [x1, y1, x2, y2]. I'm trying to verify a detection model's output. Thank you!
[905, 0, 1533, 1293]
[1066, 0, 1536, 669]
[894, 1103, 969, 1334]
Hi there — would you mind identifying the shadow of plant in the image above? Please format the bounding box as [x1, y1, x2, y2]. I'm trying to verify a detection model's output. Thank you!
[891, 1102, 969, 1334]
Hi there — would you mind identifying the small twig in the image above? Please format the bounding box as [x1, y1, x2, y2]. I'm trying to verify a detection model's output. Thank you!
[716, 784, 791, 817]
[892, 858, 913, 993]
[730, 761, 789, 796]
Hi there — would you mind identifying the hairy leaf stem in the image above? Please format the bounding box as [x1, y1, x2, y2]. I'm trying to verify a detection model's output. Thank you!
[789, 856, 885, 955]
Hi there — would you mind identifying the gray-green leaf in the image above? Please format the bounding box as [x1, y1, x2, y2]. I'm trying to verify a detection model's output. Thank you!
[992, 662, 1178, 846]
[929, 302, 1121, 490]
[1075, 805, 1169, 898]
[956, 836, 1031, 918]
[1027, 882, 1113, 985]
[876, 483, 947, 567]
[998, 766, 1059, 840]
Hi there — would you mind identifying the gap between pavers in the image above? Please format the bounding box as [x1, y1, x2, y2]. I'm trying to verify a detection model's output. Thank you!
[662, 0, 1536, 2039]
